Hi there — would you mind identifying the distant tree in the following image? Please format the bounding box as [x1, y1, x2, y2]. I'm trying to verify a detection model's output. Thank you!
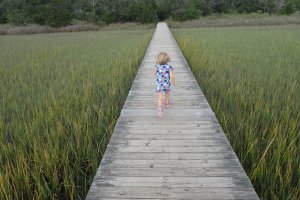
[209, 0, 233, 13]
[199, 0, 213, 16]
[96, 0, 116, 24]
[172, 7, 187, 20]
[43, 0, 73, 27]
[259, 0, 277, 13]
[96, 0, 137, 24]
[23, 0, 48, 25]
[118, 0, 137, 22]
[72, 0, 94, 22]
[295, 0, 300, 10]
[0, 0, 299, 26]
[0, 0, 74, 26]
[0, 0, 30, 25]
[186, 0, 201, 18]
[135, 0, 158, 23]
[281, 0, 298, 14]
[172, 0, 201, 21]
[156, 0, 177, 20]
[0, 0, 7, 23]
[233, 0, 255, 13]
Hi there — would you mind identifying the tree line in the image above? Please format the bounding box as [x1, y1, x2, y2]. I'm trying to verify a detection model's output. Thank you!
[0, 0, 299, 27]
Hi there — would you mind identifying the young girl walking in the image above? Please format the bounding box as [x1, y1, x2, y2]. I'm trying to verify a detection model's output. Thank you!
[155, 52, 175, 116]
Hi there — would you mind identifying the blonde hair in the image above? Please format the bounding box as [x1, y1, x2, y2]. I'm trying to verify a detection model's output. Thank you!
[156, 52, 170, 65]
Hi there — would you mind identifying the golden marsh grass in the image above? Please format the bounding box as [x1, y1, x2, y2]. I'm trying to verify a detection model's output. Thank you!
[0, 29, 152, 199]
[173, 25, 300, 200]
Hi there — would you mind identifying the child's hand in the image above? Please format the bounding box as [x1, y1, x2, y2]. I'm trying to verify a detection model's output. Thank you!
[172, 81, 176, 86]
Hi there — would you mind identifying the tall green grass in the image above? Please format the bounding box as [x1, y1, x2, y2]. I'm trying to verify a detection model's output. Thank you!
[0, 29, 152, 199]
[172, 25, 300, 200]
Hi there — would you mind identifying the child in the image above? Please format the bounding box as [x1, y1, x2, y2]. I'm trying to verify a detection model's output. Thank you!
[154, 52, 175, 116]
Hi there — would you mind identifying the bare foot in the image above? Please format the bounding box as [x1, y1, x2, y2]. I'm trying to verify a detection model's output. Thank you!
[157, 107, 163, 117]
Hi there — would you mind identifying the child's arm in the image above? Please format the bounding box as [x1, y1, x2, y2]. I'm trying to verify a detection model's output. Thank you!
[170, 70, 175, 86]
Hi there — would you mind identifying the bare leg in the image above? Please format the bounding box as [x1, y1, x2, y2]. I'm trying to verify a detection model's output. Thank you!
[158, 93, 163, 108]
[157, 93, 164, 116]
[165, 92, 170, 105]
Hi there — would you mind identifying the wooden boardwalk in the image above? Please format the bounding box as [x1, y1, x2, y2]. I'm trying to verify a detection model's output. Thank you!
[86, 22, 259, 200]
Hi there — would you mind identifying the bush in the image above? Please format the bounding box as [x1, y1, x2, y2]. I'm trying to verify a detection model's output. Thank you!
[0, 4, 7, 23]
[172, 8, 187, 21]
[6, 10, 28, 25]
[44, 0, 73, 27]
[282, 0, 296, 14]
[135, 0, 157, 23]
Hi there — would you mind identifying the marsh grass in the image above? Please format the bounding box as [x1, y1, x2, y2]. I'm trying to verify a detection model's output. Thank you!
[172, 25, 300, 200]
[168, 12, 300, 28]
[0, 29, 152, 199]
[0, 22, 155, 36]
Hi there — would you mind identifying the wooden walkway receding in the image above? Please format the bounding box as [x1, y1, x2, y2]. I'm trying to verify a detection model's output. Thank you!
[86, 22, 259, 200]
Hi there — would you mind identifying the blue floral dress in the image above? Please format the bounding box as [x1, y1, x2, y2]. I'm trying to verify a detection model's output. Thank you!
[155, 64, 173, 94]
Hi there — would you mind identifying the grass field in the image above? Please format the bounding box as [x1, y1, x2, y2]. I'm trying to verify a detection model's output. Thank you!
[0, 29, 152, 199]
[167, 12, 300, 28]
[172, 25, 300, 200]
[0, 22, 155, 35]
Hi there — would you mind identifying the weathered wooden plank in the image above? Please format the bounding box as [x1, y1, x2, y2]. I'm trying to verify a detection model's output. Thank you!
[116, 124, 221, 131]
[127, 95, 206, 99]
[106, 145, 231, 153]
[123, 104, 210, 109]
[100, 159, 241, 169]
[116, 120, 219, 126]
[114, 124, 221, 131]
[88, 187, 258, 200]
[109, 139, 228, 147]
[85, 22, 259, 200]
[120, 109, 215, 117]
[110, 133, 223, 140]
[102, 152, 235, 160]
[97, 166, 246, 177]
[127, 92, 203, 96]
[116, 115, 216, 121]
[113, 129, 223, 135]
[92, 176, 252, 188]
[123, 102, 211, 109]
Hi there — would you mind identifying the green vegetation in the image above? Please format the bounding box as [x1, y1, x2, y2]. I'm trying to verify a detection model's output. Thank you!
[0, 22, 155, 35]
[0, 29, 152, 199]
[167, 12, 300, 28]
[0, 0, 299, 26]
[172, 25, 300, 200]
